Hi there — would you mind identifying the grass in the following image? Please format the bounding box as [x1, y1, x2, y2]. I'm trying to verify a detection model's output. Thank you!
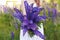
[44, 18, 60, 40]
[0, 13, 20, 40]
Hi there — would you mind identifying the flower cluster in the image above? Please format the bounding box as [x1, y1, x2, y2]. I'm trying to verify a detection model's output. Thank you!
[13, 1, 46, 39]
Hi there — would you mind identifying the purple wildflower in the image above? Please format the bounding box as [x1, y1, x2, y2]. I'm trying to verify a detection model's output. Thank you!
[13, 1, 46, 39]
[47, 7, 51, 17]
[52, 8, 57, 17]
[2, 6, 8, 13]
[11, 32, 14, 40]
[52, 8, 57, 22]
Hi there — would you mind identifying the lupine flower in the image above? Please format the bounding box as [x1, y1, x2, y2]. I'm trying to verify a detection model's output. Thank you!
[11, 32, 14, 40]
[3, 6, 8, 13]
[52, 8, 57, 17]
[47, 7, 51, 17]
[52, 8, 57, 22]
[47, 4, 57, 17]
[3, 6, 14, 14]
[13, 1, 46, 39]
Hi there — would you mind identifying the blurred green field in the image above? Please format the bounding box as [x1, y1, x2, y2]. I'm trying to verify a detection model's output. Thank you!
[0, 13, 20, 40]
[44, 18, 60, 40]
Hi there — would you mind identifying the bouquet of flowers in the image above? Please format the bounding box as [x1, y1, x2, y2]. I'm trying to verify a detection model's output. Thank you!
[13, 1, 46, 39]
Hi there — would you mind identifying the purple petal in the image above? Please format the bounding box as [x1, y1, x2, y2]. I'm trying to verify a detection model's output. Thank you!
[34, 30, 45, 39]
[22, 21, 28, 27]
[33, 7, 43, 13]
[40, 16, 47, 19]
[24, 1, 30, 13]
[29, 23, 38, 30]
[14, 8, 21, 14]
[29, 20, 33, 24]
[24, 1, 32, 20]
[13, 8, 24, 22]
[23, 28, 28, 36]
[21, 17, 29, 29]
[31, 8, 44, 20]
[24, 1, 29, 9]
[34, 16, 46, 23]
[33, 7, 39, 13]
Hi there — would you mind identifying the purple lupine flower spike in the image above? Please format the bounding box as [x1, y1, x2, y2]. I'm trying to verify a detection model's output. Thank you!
[13, 8, 24, 22]
[34, 30, 45, 39]
[52, 8, 57, 22]
[52, 8, 57, 17]
[11, 32, 14, 40]
[3, 6, 9, 13]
